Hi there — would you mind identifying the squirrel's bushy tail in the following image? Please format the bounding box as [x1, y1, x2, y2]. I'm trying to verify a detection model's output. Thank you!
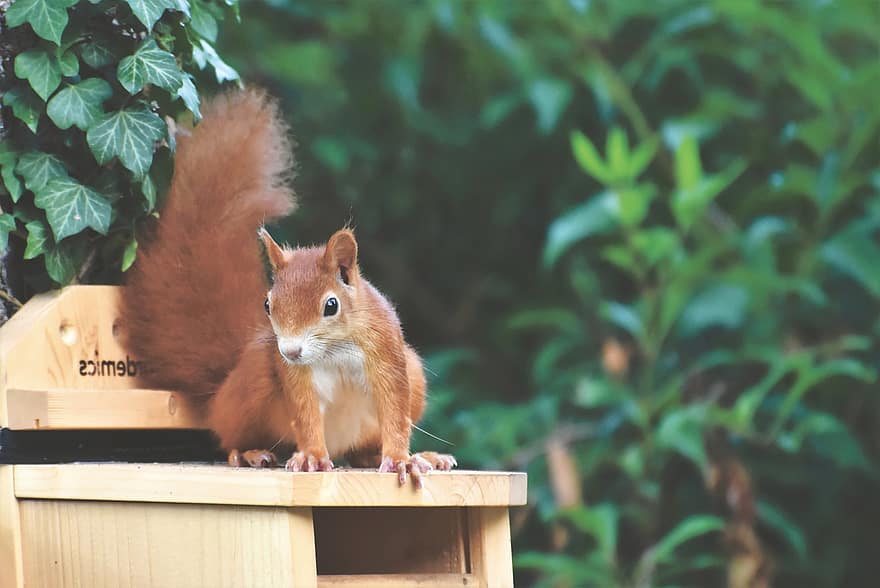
[120, 89, 295, 396]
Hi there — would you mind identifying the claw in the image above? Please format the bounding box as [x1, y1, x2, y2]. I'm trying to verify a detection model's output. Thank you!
[228, 449, 278, 468]
[380, 453, 455, 489]
[285, 451, 334, 472]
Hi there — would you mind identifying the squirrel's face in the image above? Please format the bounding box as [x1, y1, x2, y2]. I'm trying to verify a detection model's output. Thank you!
[260, 228, 360, 365]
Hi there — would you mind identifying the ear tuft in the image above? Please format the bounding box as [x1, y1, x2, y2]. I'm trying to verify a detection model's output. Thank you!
[259, 228, 287, 274]
[324, 229, 358, 283]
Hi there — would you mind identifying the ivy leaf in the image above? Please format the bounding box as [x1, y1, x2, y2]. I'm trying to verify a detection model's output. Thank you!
[14, 48, 63, 101]
[5, 0, 78, 45]
[0, 214, 15, 251]
[34, 177, 112, 240]
[2, 86, 42, 134]
[124, 0, 179, 30]
[24, 220, 51, 260]
[79, 41, 116, 68]
[122, 238, 138, 271]
[192, 39, 239, 83]
[87, 108, 166, 177]
[118, 38, 184, 94]
[141, 174, 157, 210]
[16, 152, 68, 192]
[176, 74, 201, 119]
[190, 0, 219, 42]
[57, 49, 79, 77]
[45, 244, 78, 285]
[47, 78, 113, 130]
[0, 148, 23, 202]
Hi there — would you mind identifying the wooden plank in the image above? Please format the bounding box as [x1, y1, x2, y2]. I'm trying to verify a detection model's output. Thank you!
[288, 507, 319, 587]
[0, 287, 145, 395]
[14, 464, 528, 508]
[314, 507, 466, 575]
[317, 574, 479, 587]
[467, 507, 514, 588]
[19, 499, 314, 588]
[5, 388, 202, 430]
[0, 466, 24, 588]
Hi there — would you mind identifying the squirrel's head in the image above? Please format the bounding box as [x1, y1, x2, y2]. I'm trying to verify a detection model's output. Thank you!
[259, 227, 361, 365]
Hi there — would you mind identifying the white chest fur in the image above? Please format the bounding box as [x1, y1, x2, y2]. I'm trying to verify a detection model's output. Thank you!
[310, 347, 378, 457]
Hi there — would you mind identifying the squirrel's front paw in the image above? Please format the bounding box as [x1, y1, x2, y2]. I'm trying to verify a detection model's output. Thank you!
[228, 449, 278, 468]
[285, 451, 334, 472]
[380, 453, 456, 489]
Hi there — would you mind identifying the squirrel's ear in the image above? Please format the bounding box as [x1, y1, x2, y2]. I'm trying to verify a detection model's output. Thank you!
[258, 228, 287, 273]
[324, 229, 358, 285]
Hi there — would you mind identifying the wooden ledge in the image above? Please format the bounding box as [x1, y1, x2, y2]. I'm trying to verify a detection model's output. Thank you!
[13, 463, 527, 508]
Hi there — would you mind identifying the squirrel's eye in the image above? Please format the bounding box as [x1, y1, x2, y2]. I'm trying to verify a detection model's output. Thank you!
[323, 297, 339, 317]
[264, 298, 271, 316]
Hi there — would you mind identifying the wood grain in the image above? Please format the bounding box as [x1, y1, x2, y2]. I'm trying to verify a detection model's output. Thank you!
[467, 506, 514, 588]
[14, 463, 528, 508]
[0, 466, 24, 588]
[5, 388, 201, 430]
[19, 499, 317, 588]
[317, 574, 479, 587]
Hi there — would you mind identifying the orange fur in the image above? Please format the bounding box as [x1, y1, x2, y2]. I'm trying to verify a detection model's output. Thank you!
[120, 90, 446, 483]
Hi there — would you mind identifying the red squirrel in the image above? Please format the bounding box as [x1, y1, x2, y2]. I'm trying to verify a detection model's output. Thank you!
[119, 89, 455, 487]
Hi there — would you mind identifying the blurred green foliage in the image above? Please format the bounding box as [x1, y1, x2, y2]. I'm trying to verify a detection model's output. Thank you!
[215, 0, 879, 586]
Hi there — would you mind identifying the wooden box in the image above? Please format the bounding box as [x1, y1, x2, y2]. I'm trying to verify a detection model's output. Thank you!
[0, 286, 527, 586]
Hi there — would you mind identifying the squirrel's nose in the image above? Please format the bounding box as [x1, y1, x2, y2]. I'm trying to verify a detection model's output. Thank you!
[282, 345, 302, 360]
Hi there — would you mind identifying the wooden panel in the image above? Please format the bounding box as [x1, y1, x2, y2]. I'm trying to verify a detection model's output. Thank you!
[14, 464, 528, 508]
[19, 499, 318, 588]
[0, 466, 24, 588]
[467, 507, 514, 588]
[314, 507, 466, 575]
[5, 388, 201, 430]
[317, 574, 479, 587]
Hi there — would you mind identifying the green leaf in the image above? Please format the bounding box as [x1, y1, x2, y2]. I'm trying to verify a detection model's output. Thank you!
[122, 239, 138, 271]
[527, 78, 572, 134]
[192, 39, 239, 83]
[679, 283, 750, 336]
[544, 191, 619, 267]
[23, 220, 51, 260]
[16, 152, 68, 192]
[571, 131, 611, 184]
[79, 41, 116, 68]
[757, 501, 807, 559]
[57, 49, 78, 76]
[600, 301, 643, 337]
[87, 108, 166, 177]
[34, 177, 112, 240]
[606, 127, 629, 179]
[0, 214, 15, 251]
[564, 503, 618, 564]
[46, 78, 113, 131]
[124, 0, 179, 30]
[2, 86, 42, 133]
[118, 39, 184, 94]
[820, 220, 880, 297]
[628, 136, 659, 178]
[656, 405, 708, 468]
[650, 515, 725, 563]
[14, 48, 63, 101]
[0, 148, 23, 202]
[616, 184, 658, 227]
[674, 134, 702, 191]
[672, 159, 746, 230]
[45, 243, 78, 284]
[141, 174, 157, 210]
[189, 0, 219, 41]
[176, 74, 201, 119]
[5, 0, 78, 45]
